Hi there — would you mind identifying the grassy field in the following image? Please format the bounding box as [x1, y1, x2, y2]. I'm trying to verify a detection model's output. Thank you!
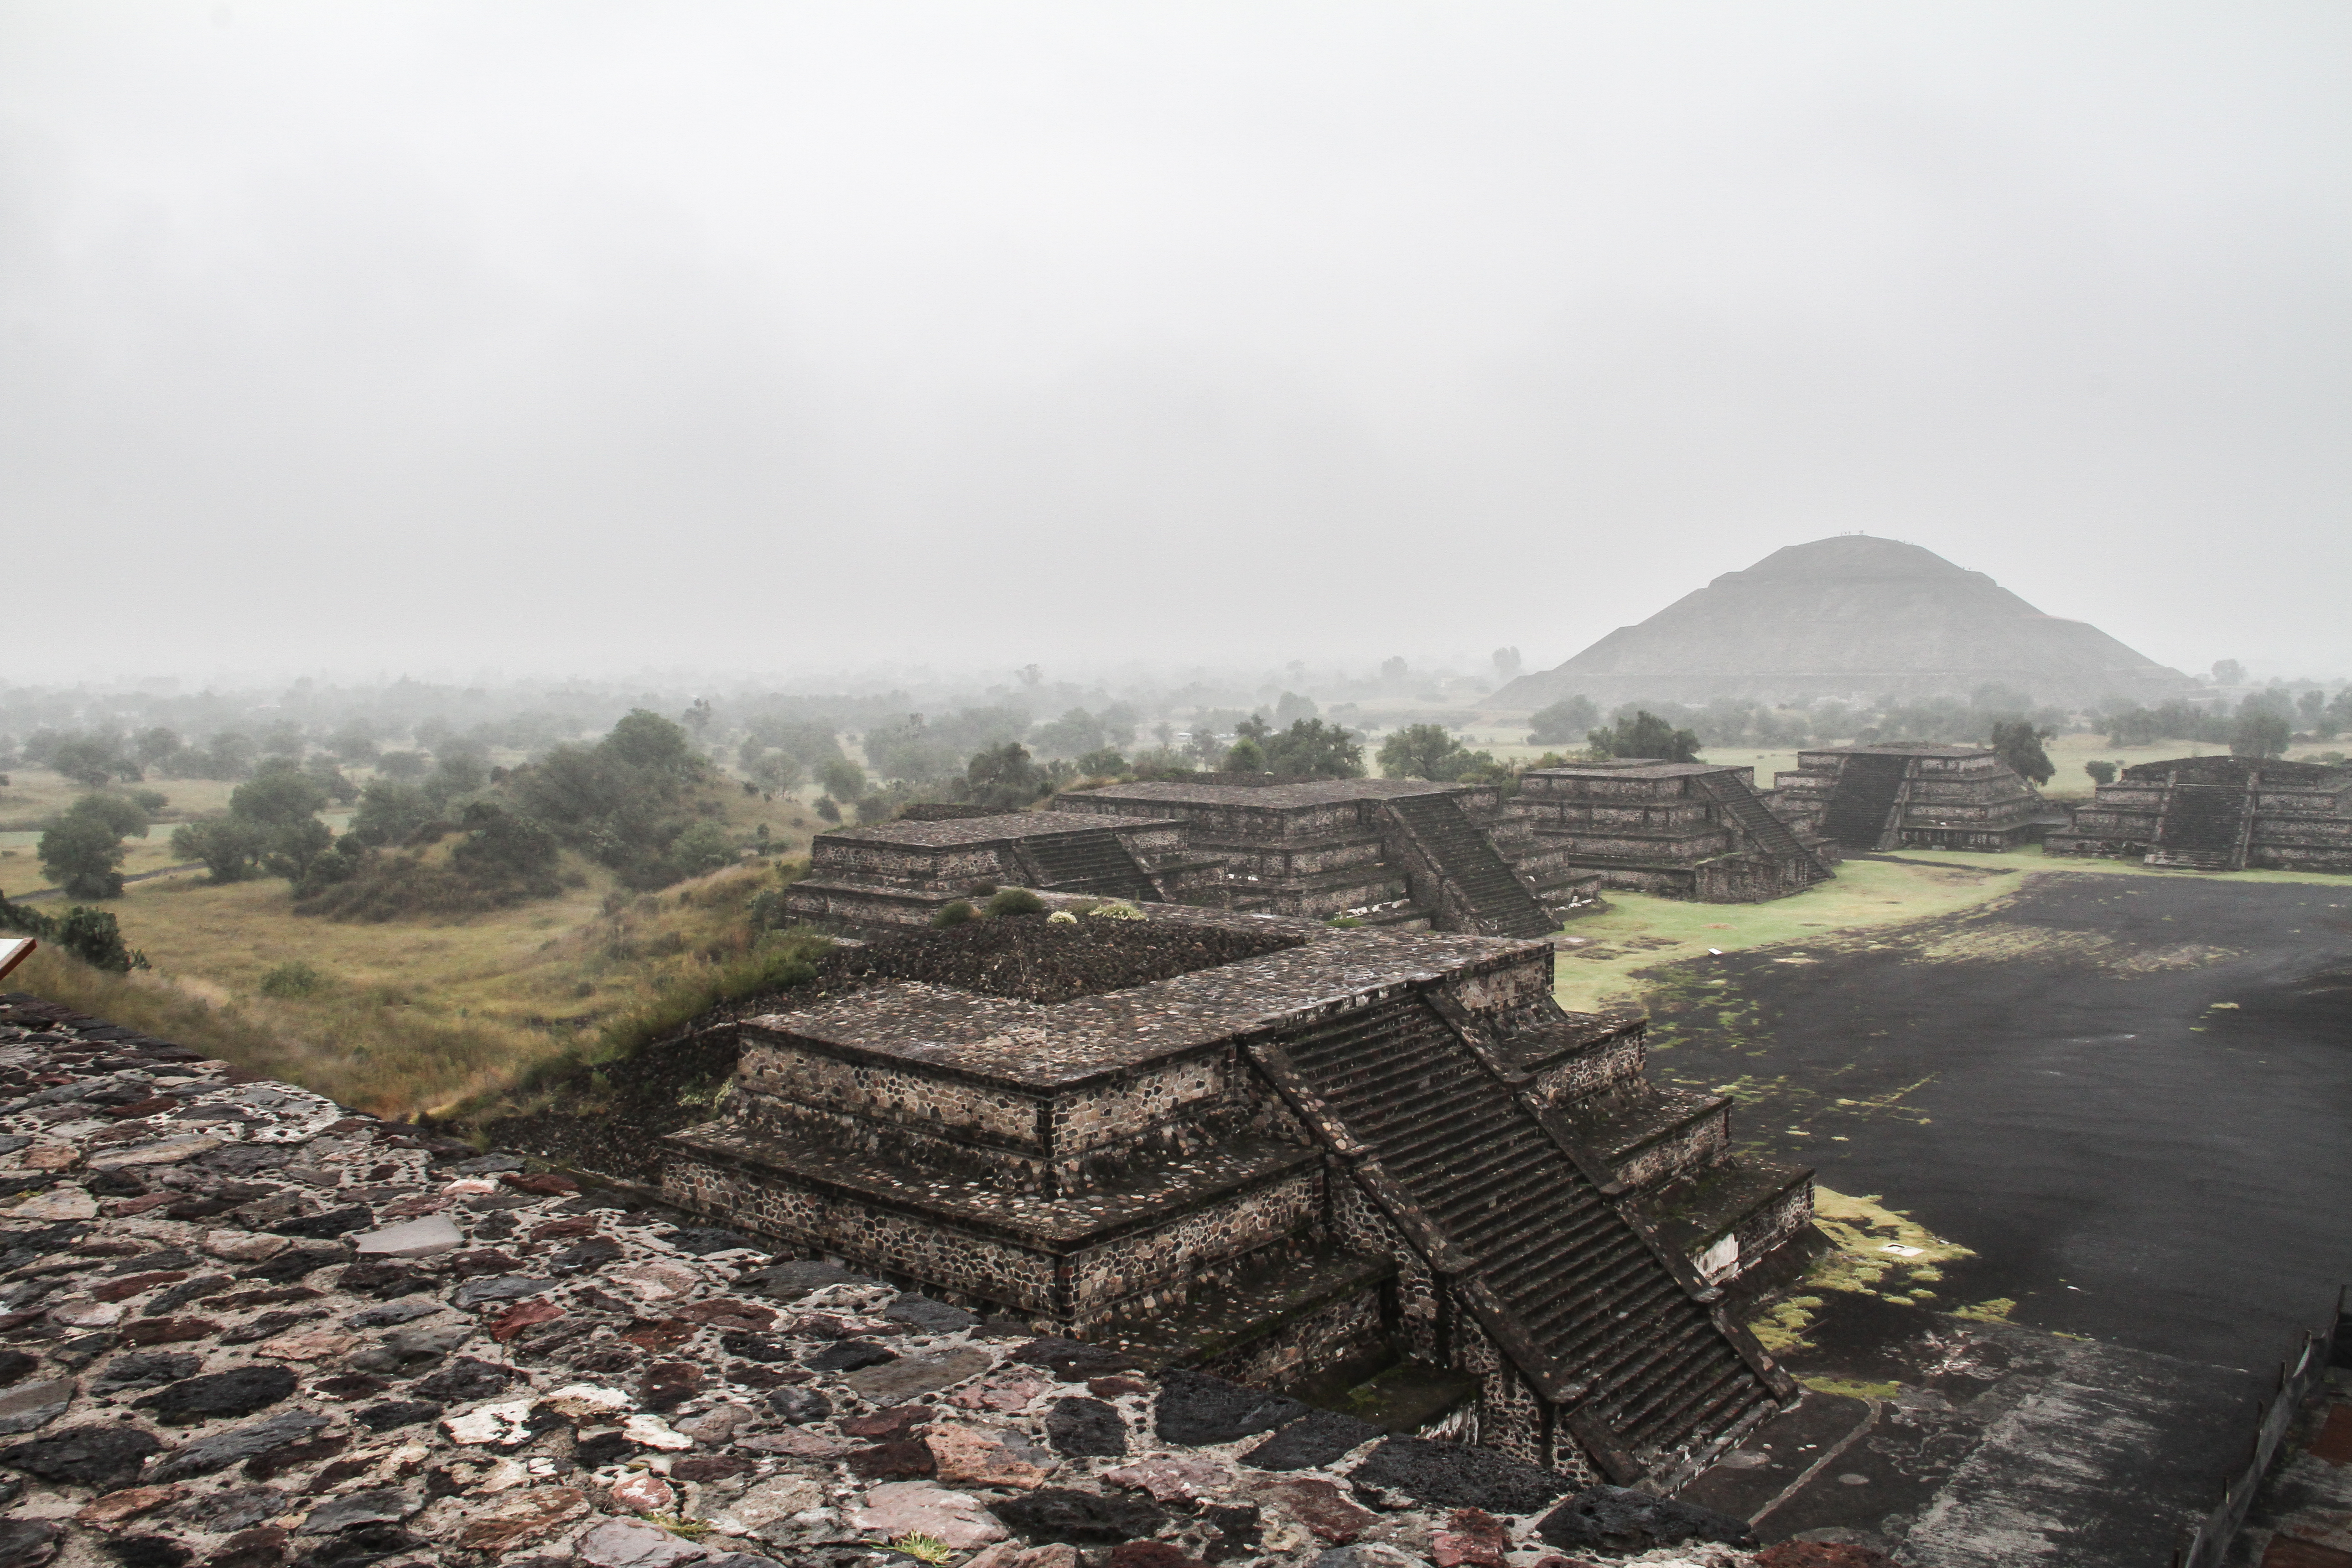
[1, 759, 831, 1119]
[1553, 844, 2352, 1015]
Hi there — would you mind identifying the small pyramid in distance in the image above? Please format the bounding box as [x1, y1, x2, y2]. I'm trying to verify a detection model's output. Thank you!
[1496, 533, 2190, 709]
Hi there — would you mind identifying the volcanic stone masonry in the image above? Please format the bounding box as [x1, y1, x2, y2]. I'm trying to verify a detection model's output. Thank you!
[1768, 744, 2061, 853]
[1495, 764, 1833, 904]
[1058, 779, 1599, 937]
[662, 905, 1813, 1492]
[782, 812, 1228, 933]
[2045, 755, 2352, 873]
[0, 992, 1787, 1568]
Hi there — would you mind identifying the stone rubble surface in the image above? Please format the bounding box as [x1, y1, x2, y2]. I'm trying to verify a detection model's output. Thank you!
[0, 995, 1776, 1568]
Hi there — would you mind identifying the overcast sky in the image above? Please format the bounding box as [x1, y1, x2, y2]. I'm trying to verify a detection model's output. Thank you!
[5, 2, 2347, 686]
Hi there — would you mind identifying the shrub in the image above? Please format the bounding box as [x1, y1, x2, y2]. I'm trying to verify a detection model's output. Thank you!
[934, 900, 978, 928]
[1262, 719, 1363, 779]
[814, 796, 842, 823]
[259, 960, 329, 998]
[2084, 760, 2118, 786]
[2231, 711, 2291, 760]
[1222, 737, 1267, 773]
[1083, 900, 1144, 921]
[1047, 909, 1078, 924]
[983, 887, 1046, 917]
[0, 894, 148, 972]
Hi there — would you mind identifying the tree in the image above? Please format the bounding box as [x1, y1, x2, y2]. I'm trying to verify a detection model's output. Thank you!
[1526, 696, 1599, 747]
[820, 759, 868, 801]
[2231, 711, 2291, 760]
[745, 749, 807, 794]
[348, 780, 432, 847]
[1262, 719, 1363, 779]
[51, 736, 133, 788]
[135, 727, 185, 770]
[1032, 708, 1107, 760]
[1378, 724, 1474, 780]
[2084, 760, 2118, 786]
[1222, 737, 1267, 773]
[965, 742, 1052, 808]
[327, 721, 379, 765]
[38, 801, 135, 899]
[171, 816, 271, 883]
[1588, 711, 1701, 764]
[1988, 720, 2056, 784]
[231, 767, 332, 828]
[2212, 659, 2247, 686]
[602, 709, 698, 774]
[1492, 647, 1522, 681]
[1075, 747, 1128, 777]
[376, 751, 429, 781]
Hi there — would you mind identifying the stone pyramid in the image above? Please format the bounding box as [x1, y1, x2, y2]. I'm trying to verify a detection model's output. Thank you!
[1498, 534, 2188, 709]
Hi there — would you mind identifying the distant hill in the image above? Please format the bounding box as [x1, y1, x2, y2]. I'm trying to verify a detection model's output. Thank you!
[1497, 535, 2189, 710]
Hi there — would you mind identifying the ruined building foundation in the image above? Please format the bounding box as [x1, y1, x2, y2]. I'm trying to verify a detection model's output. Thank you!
[2046, 756, 2352, 873]
[1770, 744, 2061, 853]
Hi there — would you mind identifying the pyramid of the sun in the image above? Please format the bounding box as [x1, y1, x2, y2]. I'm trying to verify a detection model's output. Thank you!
[1498, 535, 2189, 709]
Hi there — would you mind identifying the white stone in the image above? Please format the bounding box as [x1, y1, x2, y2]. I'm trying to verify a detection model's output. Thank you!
[84, 1135, 221, 1169]
[621, 1412, 693, 1451]
[540, 1384, 633, 1422]
[352, 1215, 463, 1259]
[443, 1398, 537, 1447]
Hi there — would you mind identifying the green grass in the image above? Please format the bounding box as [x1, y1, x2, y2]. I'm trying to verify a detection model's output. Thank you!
[1553, 845, 2352, 1014]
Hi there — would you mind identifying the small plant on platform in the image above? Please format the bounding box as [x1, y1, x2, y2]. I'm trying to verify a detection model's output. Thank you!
[983, 887, 1046, 917]
[933, 900, 976, 928]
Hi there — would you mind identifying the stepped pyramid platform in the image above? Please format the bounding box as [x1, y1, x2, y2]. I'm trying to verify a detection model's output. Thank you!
[1771, 744, 2060, 852]
[781, 810, 1226, 932]
[1059, 778, 1599, 937]
[2046, 756, 2352, 873]
[1505, 762, 1835, 903]
[662, 908, 1809, 1486]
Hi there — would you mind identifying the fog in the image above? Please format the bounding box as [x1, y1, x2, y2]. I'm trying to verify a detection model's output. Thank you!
[5, 2, 2347, 684]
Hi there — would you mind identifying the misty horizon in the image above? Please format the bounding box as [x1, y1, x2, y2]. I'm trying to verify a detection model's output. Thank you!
[6, 3, 2348, 683]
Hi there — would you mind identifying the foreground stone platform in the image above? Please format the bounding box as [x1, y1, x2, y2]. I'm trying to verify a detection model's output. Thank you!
[0, 992, 1798, 1568]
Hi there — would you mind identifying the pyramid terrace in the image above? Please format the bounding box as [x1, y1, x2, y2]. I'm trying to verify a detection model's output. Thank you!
[663, 905, 1812, 1489]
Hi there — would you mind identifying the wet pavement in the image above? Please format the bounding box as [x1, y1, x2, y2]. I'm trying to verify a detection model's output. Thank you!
[1652, 868, 2352, 1559]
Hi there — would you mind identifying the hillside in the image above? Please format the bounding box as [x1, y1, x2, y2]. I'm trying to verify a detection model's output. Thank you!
[1500, 534, 2190, 709]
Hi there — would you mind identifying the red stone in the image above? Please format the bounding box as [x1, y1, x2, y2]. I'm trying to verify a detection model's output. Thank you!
[118, 1316, 219, 1346]
[2307, 1402, 2352, 1465]
[1088, 1377, 1150, 1398]
[2259, 1541, 2352, 1568]
[619, 1319, 695, 1351]
[91, 1272, 190, 1303]
[1252, 1478, 1375, 1544]
[670, 1455, 751, 1483]
[846, 1440, 936, 1479]
[499, 1172, 580, 1195]
[531, 1217, 602, 1241]
[840, 1406, 930, 1440]
[1108, 1544, 1210, 1568]
[1755, 1545, 1904, 1568]
[1432, 1508, 1511, 1568]
[491, 1300, 566, 1343]
[104, 1195, 180, 1217]
[670, 1298, 777, 1331]
[108, 1096, 181, 1119]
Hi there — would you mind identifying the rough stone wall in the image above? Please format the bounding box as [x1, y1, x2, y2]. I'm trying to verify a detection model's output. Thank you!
[1063, 1172, 1324, 1321]
[1194, 1282, 1388, 1392]
[737, 1039, 1044, 1154]
[1527, 1030, 1647, 1107]
[1609, 1109, 1731, 1194]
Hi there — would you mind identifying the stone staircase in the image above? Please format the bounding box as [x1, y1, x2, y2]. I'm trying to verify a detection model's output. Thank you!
[1252, 994, 1786, 1480]
[1382, 794, 1555, 939]
[2146, 782, 2255, 871]
[1821, 751, 1911, 848]
[1018, 830, 1158, 901]
[1688, 773, 1832, 883]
